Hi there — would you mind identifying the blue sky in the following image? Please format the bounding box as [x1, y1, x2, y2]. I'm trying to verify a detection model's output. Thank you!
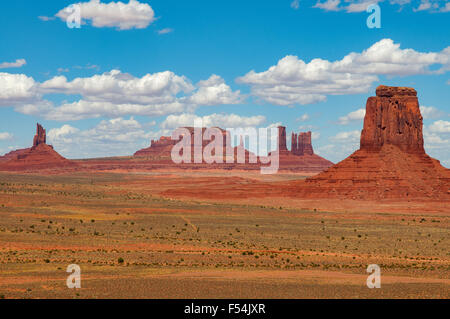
[0, 0, 449, 165]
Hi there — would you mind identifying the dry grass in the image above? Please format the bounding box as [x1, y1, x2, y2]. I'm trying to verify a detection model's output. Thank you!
[0, 172, 448, 299]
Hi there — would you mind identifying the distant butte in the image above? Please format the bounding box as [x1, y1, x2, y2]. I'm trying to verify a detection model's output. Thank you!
[0, 123, 76, 171]
[134, 126, 333, 172]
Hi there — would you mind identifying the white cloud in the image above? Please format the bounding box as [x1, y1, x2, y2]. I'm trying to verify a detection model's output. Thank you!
[1, 70, 242, 121]
[428, 120, 450, 133]
[187, 75, 243, 106]
[48, 117, 155, 158]
[338, 108, 366, 124]
[298, 124, 317, 131]
[40, 70, 193, 105]
[0, 73, 40, 105]
[414, 0, 433, 11]
[35, 70, 193, 120]
[291, 0, 300, 10]
[157, 28, 174, 35]
[346, 1, 379, 13]
[316, 129, 361, 162]
[330, 130, 361, 142]
[0, 132, 13, 141]
[160, 113, 266, 130]
[312, 131, 321, 140]
[423, 131, 448, 144]
[313, 0, 341, 11]
[423, 122, 450, 167]
[55, 0, 155, 30]
[390, 0, 411, 4]
[311, 0, 449, 13]
[0, 59, 26, 69]
[297, 114, 310, 121]
[237, 39, 450, 106]
[38, 16, 55, 21]
[420, 106, 444, 119]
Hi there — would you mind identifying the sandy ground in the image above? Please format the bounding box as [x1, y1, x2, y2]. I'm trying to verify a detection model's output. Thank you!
[0, 171, 448, 299]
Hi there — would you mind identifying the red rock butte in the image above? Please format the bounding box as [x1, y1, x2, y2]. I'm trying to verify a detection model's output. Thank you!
[134, 126, 333, 172]
[0, 123, 76, 171]
[291, 85, 450, 200]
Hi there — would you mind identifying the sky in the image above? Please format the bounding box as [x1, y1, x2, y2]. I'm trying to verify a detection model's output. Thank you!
[0, 0, 449, 166]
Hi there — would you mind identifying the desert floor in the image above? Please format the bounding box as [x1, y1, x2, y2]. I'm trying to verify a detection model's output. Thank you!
[0, 170, 448, 298]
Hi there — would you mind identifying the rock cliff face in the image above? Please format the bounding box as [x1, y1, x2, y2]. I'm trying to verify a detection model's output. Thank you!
[298, 131, 314, 155]
[277, 126, 288, 151]
[0, 123, 76, 171]
[272, 126, 333, 171]
[294, 85, 450, 200]
[134, 136, 177, 158]
[360, 85, 424, 154]
[33, 123, 47, 148]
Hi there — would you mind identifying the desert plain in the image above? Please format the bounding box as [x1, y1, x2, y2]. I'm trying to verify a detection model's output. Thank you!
[0, 169, 448, 299]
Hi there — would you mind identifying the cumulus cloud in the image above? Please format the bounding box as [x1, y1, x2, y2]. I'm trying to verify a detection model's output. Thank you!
[0, 69, 243, 121]
[160, 113, 266, 130]
[316, 129, 361, 162]
[338, 108, 366, 125]
[187, 75, 243, 106]
[428, 120, 450, 133]
[40, 70, 194, 105]
[330, 130, 361, 142]
[423, 120, 450, 167]
[346, 1, 379, 12]
[420, 106, 445, 119]
[237, 39, 450, 106]
[313, 0, 341, 11]
[48, 117, 155, 158]
[0, 132, 13, 141]
[55, 0, 155, 30]
[0, 72, 40, 105]
[0, 59, 26, 69]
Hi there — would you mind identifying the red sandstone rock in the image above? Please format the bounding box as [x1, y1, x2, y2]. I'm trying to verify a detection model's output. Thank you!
[269, 127, 333, 172]
[134, 125, 332, 172]
[291, 133, 298, 155]
[277, 126, 288, 151]
[298, 131, 314, 155]
[33, 123, 46, 148]
[293, 85, 450, 200]
[361, 85, 424, 153]
[0, 123, 76, 171]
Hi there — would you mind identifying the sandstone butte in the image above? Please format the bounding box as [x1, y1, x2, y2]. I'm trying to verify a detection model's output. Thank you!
[0, 123, 76, 171]
[288, 85, 450, 200]
[134, 126, 333, 172]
